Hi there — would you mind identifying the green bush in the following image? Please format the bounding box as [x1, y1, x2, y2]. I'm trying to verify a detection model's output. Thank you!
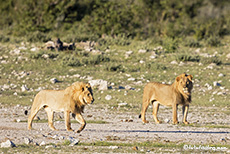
[184, 38, 202, 48]
[201, 57, 222, 65]
[61, 54, 110, 67]
[206, 36, 222, 47]
[61, 55, 82, 67]
[175, 54, 200, 62]
[162, 38, 178, 53]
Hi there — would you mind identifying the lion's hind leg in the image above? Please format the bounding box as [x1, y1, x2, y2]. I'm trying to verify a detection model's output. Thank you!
[28, 103, 43, 130]
[140, 98, 150, 123]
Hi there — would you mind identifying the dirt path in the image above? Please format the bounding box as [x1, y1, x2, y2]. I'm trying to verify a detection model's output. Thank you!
[0, 104, 229, 147]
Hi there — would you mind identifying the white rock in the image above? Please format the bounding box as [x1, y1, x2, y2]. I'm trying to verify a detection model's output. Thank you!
[218, 73, 224, 77]
[89, 79, 108, 90]
[126, 51, 133, 55]
[40, 141, 46, 146]
[213, 81, 221, 87]
[21, 85, 29, 92]
[50, 78, 59, 84]
[127, 77, 135, 81]
[170, 60, 178, 65]
[226, 53, 230, 59]
[118, 102, 128, 106]
[105, 95, 112, 100]
[109, 146, 119, 149]
[1, 140, 16, 148]
[139, 60, 145, 64]
[138, 49, 147, 53]
[45, 145, 56, 148]
[69, 139, 79, 146]
[30, 47, 38, 52]
[10, 49, 21, 55]
[19, 46, 27, 50]
[42, 54, 49, 59]
[24, 138, 32, 145]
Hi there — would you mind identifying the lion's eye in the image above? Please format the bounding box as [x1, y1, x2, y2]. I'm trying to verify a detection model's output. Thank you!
[87, 93, 90, 97]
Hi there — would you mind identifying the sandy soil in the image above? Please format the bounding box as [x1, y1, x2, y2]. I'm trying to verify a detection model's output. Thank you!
[0, 104, 229, 147]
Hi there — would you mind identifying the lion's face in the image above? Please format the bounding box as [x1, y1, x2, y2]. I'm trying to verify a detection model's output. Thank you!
[78, 83, 94, 105]
[176, 73, 193, 94]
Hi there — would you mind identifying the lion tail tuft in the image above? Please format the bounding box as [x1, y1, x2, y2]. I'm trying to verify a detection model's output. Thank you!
[138, 114, 141, 118]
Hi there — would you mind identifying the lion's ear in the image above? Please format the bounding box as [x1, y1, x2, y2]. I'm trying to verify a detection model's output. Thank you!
[188, 75, 193, 81]
[176, 76, 181, 82]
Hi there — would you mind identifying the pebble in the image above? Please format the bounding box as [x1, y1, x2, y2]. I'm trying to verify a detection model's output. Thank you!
[24, 138, 33, 145]
[40, 141, 46, 146]
[170, 60, 178, 65]
[1, 140, 16, 148]
[50, 78, 59, 84]
[105, 95, 112, 100]
[127, 77, 135, 81]
[69, 139, 79, 146]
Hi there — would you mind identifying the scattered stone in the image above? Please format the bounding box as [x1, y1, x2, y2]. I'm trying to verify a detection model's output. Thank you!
[109, 146, 119, 149]
[21, 85, 29, 92]
[170, 60, 178, 65]
[118, 102, 128, 106]
[138, 49, 147, 53]
[213, 81, 221, 87]
[30, 47, 38, 52]
[1, 140, 16, 148]
[164, 119, 170, 123]
[226, 53, 230, 59]
[105, 95, 112, 101]
[139, 60, 145, 64]
[42, 54, 49, 59]
[45, 145, 57, 148]
[89, 79, 108, 90]
[218, 73, 224, 77]
[50, 78, 59, 84]
[40, 141, 46, 146]
[127, 77, 135, 81]
[10, 49, 21, 55]
[59, 136, 65, 140]
[69, 139, 79, 146]
[24, 138, 33, 145]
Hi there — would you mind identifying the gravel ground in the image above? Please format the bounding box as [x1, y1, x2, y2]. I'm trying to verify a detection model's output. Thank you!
[0, 104, 229, 151]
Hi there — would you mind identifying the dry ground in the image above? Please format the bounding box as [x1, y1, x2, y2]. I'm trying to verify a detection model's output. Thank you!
[0, 103, 229, 152]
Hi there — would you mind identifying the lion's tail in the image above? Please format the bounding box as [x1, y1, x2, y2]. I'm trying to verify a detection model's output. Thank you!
[138, 114, 141, 118]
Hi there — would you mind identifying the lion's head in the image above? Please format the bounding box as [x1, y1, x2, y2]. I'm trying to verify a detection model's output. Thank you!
[68, 82, 94, 105]
[176, 73, 193, 96]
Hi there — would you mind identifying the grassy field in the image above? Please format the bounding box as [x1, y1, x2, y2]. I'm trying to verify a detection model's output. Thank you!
[0, 36, 229, 153]
[1, 36, 229, 109]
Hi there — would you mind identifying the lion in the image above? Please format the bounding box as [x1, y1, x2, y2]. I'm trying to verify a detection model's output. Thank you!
[139, 73, 193, 125]
[27, 82, 94, 133]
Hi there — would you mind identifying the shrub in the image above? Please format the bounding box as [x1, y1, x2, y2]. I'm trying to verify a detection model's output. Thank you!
[206, 36, 222, 47]
[162, 37, 178, 53]
[201, 57, 222, 65]
[184, 38, 202, 48]
[175, 54, 200, 62]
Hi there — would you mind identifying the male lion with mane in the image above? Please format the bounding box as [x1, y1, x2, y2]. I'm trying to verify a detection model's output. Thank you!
[28, 82, 94, 133]
[139, 73, 193, 124]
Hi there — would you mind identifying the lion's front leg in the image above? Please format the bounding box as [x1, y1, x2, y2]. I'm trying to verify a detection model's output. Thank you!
[172, 104, 179, 124]
[182, 105, 189, 124]
[72, 113, 86, 133]
[64, 111, 73, 131]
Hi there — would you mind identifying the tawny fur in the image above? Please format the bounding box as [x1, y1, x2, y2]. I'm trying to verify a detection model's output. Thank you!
[28, 82, 94, 133]
[139, 73, 193, 124]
